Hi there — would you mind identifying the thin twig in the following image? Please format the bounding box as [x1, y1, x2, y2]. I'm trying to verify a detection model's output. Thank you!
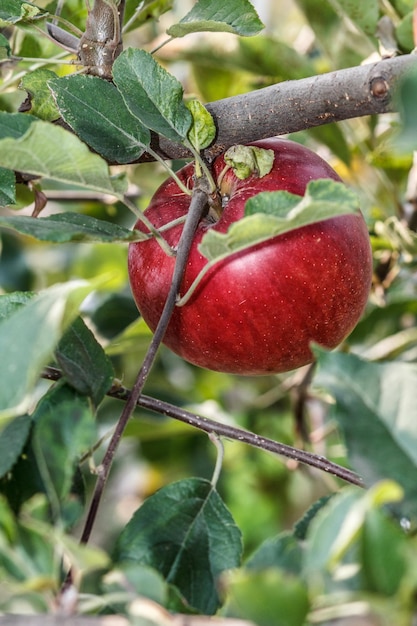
[79, 185, 209, 545]
[42, 366, 364, 488]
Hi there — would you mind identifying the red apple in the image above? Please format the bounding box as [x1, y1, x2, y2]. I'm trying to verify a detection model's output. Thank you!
[128, 138, 372, 375]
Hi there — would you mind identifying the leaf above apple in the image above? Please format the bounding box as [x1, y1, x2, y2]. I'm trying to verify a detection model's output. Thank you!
[198, 178, 359, 263]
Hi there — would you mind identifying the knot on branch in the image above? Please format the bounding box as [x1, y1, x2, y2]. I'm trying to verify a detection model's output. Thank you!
[369, 76, 390, 100]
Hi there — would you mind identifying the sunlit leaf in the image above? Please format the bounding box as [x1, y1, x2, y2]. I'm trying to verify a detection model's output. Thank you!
[50, 74, 150, 163]
[167, 0, 264, 38]
[304, 488, 366, 594]
[0, 280, 95, 422]
[305, 482, 404, 597]
[225, 568, 309, 626]
[20, 69, 60, 121]
[112, 48, 192, 142]
[198, 179, 358, 262]
[362, 507, 407, 596]
[0, 122, 123, 195]
[0, 291, 33, 321]
[313, 350, 417, 519]
[0, 0, 47, 25]
[186, 99, 216, 151]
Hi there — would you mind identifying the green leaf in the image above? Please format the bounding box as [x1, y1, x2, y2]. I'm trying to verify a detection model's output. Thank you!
[390, 0, 414, 18]
[55, 316, 114, 406]
[245, 531, 303, 576]
[0, 111, 37, 139]
[89, 292, 139, 340]
[0, 0, 47, 25]
[0, 291, 34, 322]
[304, 488, 365, 594]
[0, 122, 122, 196]
[225, 568, 309, 626]
[19, 69, 60, 122]
[167, 0, 264, 38]
[397, 67, 417, 152]
[123, 0, 172, 33]
[0, 168, 15, 206]
[115, 477, 242, 614]
[0, 414, 31, 478]
[186, 99, 216, 151]
[305, 482, 403, 595]
[31, 384, 96, 505]
[313, 350, 417, 519]
[0, 495, 16, 541]
[224, 144, 274, 179]
[0, 212, 147, 244]
[332, 0, 380, 37]
[396, 11, 414, 53]
[0, 33, 11, 59]
[198, 179, 358, 262]
[362, 507, 407, 596]
[293, 495, 334, 540]
[49, 75, 150, 164]
[112, 48, 192, 143]
[0, 114, 36, 207]
[104, 562, 168, 606]
[0, 280, 95, 422]
[238, 35, 316, 80]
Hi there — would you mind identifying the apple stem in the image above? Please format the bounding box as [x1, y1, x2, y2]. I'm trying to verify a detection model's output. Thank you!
[216, 163, 231, 190]
[77, 185, 209, 547]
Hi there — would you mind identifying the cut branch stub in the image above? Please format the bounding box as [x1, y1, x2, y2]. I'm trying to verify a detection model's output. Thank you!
[78, 0, 125, 78]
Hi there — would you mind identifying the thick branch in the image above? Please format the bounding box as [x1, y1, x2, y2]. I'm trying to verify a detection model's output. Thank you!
[148, 54, 417, 162]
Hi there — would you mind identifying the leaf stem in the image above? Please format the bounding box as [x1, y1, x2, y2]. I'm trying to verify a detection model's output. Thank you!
[78, 185, 209, 545]
[121, 195, 175, 257]
[145, 145, 192, 196]
[209, 433, 225, 488]
[150, 36, 175, 55]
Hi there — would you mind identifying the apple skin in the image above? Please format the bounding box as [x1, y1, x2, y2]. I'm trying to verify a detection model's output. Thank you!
[128, 138, 373, 375]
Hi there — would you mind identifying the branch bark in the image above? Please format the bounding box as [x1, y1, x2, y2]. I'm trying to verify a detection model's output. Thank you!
[42, 367, 363, 487]
[147, 54, 417, 162]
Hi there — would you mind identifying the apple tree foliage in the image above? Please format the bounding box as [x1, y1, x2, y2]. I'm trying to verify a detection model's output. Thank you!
[1, 0, 417, 624]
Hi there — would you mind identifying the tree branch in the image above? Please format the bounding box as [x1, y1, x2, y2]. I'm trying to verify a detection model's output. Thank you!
[42, 366, 363, 488]
[145, 54, 417, 163]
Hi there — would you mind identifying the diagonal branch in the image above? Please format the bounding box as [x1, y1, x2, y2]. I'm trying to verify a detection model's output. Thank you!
[42, 366, 363, 488]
